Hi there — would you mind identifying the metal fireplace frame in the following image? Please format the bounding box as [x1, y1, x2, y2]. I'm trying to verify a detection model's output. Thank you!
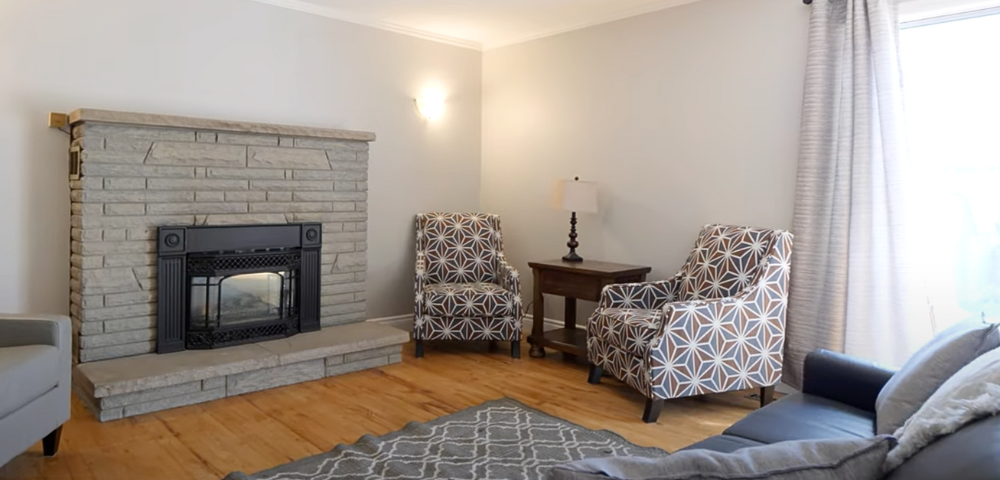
[156, 223, 323, 353]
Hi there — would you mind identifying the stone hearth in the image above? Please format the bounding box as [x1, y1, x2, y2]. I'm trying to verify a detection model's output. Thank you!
[74, 323, 408, 421]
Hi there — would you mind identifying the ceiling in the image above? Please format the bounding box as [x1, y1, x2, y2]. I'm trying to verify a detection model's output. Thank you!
[248, 0, 704, 50]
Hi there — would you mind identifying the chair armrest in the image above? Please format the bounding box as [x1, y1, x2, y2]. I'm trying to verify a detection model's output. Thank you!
[597, 276, 682, 310]
[0, 314, 71, 350]
[496, 255, 522, 312]
[415, 251, 427, 285]
[802, 349, 897, 413]
[414, 252, 428, 323]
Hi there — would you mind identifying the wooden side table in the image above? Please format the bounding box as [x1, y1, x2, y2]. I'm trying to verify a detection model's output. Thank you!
[527, 260, 652, 359]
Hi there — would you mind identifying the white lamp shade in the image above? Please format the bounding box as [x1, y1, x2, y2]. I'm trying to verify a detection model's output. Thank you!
[552, 179, 598, 214]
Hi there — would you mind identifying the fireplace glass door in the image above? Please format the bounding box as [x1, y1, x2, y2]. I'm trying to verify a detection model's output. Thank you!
[189, 271, 296, 329]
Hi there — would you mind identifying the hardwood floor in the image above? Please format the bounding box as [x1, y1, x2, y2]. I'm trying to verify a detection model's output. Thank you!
[1, 340, 760, 480]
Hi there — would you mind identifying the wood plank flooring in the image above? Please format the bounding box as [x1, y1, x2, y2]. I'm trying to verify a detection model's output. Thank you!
[1, 340, 759, 480]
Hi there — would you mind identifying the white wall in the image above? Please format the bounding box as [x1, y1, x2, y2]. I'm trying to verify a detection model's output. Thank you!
[0, 0, 482, 317]
[0, 0, 813, 321]
[482, 0, 810, 319]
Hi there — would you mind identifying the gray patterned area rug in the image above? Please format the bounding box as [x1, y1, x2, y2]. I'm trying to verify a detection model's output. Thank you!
[223, 397, 668, 480]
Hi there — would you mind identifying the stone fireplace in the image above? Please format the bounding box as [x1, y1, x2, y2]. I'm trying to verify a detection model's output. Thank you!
[64, 109, 408, 421]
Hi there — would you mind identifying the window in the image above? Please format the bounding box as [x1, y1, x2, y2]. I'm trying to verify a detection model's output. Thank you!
[901, 8, 1000, 331]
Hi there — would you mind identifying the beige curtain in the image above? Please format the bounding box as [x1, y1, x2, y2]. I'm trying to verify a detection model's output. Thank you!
[785, 0, 922, 388]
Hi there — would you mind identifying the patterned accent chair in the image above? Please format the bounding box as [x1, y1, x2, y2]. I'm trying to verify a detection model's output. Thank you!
[586, 224, 793, 423]
[414, 213, 523, 358]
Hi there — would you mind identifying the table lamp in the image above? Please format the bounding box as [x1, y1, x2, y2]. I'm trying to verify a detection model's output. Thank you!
[552, 177, 598, 262]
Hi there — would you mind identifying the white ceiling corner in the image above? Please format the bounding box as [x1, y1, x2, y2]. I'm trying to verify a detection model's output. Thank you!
[482, 0, 705, 49]
[246, 0, 483, 49]
[245, 0, 707, 51]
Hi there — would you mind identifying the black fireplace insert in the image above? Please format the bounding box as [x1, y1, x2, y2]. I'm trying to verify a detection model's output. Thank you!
[156, 223, 322, 353]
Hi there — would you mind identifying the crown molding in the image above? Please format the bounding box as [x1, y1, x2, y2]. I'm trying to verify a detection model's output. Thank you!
[245, 0, 483, 51]
[482, 0, 705, 50]
[246, 0, 706, 52]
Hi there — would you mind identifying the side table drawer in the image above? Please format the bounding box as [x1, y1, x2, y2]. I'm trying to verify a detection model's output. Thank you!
[540, 270, 603, 301]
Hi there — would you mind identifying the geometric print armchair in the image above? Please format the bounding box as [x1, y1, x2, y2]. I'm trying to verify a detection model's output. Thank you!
[414, 213, 523, 358]
[586, 224, 793, 423]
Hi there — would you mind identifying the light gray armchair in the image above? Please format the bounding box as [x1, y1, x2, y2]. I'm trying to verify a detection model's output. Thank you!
[0, 314, 71, 466]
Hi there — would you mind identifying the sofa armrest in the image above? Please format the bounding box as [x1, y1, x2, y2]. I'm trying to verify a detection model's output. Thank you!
[802, 349, 897, 413]
[0, 314, 71, 350]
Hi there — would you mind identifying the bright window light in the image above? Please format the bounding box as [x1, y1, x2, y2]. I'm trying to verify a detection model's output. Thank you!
[902, 10, 1000, 330]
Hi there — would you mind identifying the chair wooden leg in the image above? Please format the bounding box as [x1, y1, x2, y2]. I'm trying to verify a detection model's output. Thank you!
[760, 385, 775, 408]
[415, 339, 424, 358]
[511, 341, 520, 359]
[488, 340, 499, 352]
[642, 398, 664, 424]
[43, 426, 63, 457]
[587, 364, 603, 384]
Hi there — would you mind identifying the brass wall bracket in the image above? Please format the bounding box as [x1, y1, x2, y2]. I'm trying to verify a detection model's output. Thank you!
[48, 112, 70, 134]
[48, 112, 68, 128]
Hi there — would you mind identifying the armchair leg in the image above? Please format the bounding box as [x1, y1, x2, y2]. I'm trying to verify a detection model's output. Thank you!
[43, 426, 63, 457]
[415, 339, 424, 358]
[587, 364, 603, 384]
[511, 341, 521, 359]
[760, 386, 775, 408]
[488, 340, 499, 353]
[642, 398, 664, 424]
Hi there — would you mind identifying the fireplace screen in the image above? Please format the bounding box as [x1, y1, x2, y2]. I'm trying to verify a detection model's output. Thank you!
[183, 250, 304, 349]
[189, 271, 297, 329]
[157, 223, 322, 354]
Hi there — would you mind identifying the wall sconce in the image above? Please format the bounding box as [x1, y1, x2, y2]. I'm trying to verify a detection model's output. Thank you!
[415, 89, 445, 120]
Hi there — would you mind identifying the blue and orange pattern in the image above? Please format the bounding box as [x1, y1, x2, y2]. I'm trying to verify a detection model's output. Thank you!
[587, 224, 793, 401]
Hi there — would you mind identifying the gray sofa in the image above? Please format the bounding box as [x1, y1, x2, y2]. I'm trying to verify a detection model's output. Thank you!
[0, 314, 72, 467]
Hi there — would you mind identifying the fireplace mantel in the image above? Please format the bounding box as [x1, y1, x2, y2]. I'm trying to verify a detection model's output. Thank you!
[68, 109, 376, 142]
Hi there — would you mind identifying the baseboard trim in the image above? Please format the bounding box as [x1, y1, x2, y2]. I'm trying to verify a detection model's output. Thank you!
[367, 314, 414, 331]
[775, 383, 798, 395]
[367, 314, 568, 332]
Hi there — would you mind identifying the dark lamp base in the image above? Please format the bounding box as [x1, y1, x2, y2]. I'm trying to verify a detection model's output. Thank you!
[562, 251, 583, 262]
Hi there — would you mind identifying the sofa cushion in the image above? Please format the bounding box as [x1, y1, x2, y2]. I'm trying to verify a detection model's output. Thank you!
[546, 436, 896, 480]
[588, 308, 663, 355]
[417, 315, 522, 341]
[886, 414, 1000, 480]
[679, 435, 765, 454]
[723, 393, 874, 444]
[0, 345, 60, 418]
[875, 315, 1000, 434]
[422, 282, 518, 317]
[885, 345, 1000, 470]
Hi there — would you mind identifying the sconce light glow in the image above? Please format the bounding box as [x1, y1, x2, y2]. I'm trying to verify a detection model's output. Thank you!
[415, 89, 445, 120]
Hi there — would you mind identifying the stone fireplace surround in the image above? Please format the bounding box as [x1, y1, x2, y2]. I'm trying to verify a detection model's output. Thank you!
[65, 109, 408, 421]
